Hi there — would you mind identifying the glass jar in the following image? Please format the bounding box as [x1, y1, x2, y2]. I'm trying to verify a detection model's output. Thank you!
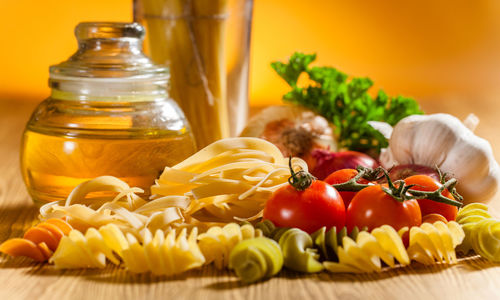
[21, 22, 196, 205]
[134, 0, 253, 149]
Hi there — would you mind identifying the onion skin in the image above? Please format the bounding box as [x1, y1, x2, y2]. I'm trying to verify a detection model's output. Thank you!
[387, 164, 440, 182]
[308, 149, 379, 180]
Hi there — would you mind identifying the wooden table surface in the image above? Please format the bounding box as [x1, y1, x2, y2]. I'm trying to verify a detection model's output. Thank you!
[1, 99, 500, 300]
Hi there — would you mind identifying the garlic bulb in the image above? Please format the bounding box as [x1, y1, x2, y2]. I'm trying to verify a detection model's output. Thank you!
[370, 113, 500, 204]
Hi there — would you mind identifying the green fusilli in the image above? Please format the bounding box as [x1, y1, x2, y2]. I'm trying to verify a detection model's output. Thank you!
[229, 237, 283, 283]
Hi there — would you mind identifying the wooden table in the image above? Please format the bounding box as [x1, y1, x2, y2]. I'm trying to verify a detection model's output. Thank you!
[1, 99, 500, 300]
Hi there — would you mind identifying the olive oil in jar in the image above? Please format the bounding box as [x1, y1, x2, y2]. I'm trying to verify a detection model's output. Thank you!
[21, 128, 195, 204]
[20, 22, 197, 205]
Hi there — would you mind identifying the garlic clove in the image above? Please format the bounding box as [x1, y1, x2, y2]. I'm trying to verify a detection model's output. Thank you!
[367, 121, 393, 140]
[463, 113, 479, 132]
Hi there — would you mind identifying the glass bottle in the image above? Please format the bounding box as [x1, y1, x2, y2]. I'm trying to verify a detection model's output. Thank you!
[134, 0, 253, 149]
[21, 22, 196, 205]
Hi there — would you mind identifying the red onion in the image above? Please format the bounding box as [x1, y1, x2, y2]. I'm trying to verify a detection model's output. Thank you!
[309, 149, 379, 180]
[387, 164, 440, 182]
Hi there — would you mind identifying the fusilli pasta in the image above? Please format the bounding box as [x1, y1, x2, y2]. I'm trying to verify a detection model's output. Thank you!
[456, 203, 500, 261]
[50, 224, 205, 275]
[229, 237, 283, 283]
[197, 223, 262, 269]
[0, 218, 72, 262]
[324, 225, 410, 273]
[403, 221, 464, 265]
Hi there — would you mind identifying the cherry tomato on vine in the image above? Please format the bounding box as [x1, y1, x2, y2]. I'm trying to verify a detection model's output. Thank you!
[422, 213, 448, 224]
[263, 180, 345, 234]
[346, 184, 421, 232]
[404, 175, 458, 221]
[324, 168, 370, 207]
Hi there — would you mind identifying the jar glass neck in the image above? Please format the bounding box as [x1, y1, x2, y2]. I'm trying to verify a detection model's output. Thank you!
[49, 77, 169, 102]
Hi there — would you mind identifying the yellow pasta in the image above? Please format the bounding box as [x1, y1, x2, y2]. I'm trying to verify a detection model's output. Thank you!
[39, 177, 192, 235]
[324, 225, 410, 273]
[325, 222, 464, 273]
[50, 224, 205, 275]
[151, 137, 306, 222]
[39, 138, 304, 234]
[455, 203, 500, 261]
[197, 223, 262, 269]
[455, 203, 493, 254]
[405, 221, 464, 265]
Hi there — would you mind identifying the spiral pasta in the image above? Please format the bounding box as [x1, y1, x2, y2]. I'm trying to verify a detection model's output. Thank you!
[50, 224, 205, 275]
[229, 237, 283, 283]
[311, 226, 367, 262]
[403, 221, 464, 265]
[256, 220, 368, 271]
[456, 203, 500, 261]
[324, 225, 410, 273]
[256, 220, 321, 272]
[197, 223, 262, 269]
[0, 218, 73, 262]
[275, 227, 324, 273]
[455, 203, 493, 254]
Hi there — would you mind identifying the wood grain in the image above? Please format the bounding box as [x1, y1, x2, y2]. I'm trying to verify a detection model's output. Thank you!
[1, 100, 500, 300]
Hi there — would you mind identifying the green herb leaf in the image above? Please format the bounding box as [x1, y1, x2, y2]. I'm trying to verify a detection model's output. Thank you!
[271, 52, 423, 153]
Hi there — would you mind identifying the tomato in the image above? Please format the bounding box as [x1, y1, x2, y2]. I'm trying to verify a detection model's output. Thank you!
[324, 168, 370, 208]
[422, 213, 448, 224]
[346, 185, 421, 232]
[263, 180, 345, 234]
[404, 175, 458, 221]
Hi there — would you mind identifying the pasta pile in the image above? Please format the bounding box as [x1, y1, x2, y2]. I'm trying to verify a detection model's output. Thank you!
[151, 137, 304, 222]
[0, 136, 480, 280]
[229, 237, 283, 283]
[39, 176, 153, 233]
[325, 222, 464, 273]
[402, 221, 464, 265]
[51, 224, 205, 275]
[311, 226, 367, 262]
[39, 138, 302, 234]
[274, 228, 324, 273]
[256, 220, 368, 272]
[456, 203, 500, 261]
[197, 223, 263, 269]
[324, 225, 410, 273]
[0, 218, 72, 262]
[256, 220, 322, 272]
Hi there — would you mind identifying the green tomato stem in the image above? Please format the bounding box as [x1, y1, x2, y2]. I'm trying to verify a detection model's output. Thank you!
[331, 166, 463, 208]
[288, 157, 316, 191]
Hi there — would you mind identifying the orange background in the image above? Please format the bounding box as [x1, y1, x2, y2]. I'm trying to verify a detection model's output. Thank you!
[2, 0, 500, 106]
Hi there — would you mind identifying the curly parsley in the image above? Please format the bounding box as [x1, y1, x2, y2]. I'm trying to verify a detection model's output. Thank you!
[271, 52, 423, 153]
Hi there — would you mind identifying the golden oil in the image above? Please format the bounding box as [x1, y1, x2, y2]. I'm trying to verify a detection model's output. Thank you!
[21, 127, 196, 205]
[20, 23, 199, 205]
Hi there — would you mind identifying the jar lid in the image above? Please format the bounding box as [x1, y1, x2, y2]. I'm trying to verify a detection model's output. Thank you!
[49, 22, 168, 80]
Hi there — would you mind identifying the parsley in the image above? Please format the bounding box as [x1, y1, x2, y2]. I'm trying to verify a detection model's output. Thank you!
[271, 52, 423, 153]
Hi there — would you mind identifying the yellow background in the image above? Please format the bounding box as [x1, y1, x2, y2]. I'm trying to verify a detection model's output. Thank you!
[2, 0, 500, 105]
